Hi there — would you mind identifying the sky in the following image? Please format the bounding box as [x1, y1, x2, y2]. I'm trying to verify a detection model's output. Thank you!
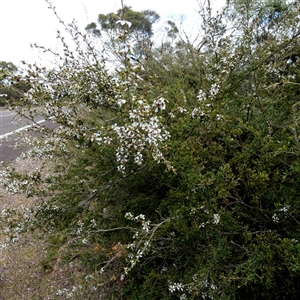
[0, 0, 224, 67]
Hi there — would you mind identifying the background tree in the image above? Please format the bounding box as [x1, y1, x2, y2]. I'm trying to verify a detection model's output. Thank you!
[86, 6, 160, 61]
[0, 60, 31, 106]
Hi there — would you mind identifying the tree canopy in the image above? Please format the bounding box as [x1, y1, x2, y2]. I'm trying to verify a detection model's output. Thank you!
[86, 6, 160, 61]
[86, 6, 160, 38]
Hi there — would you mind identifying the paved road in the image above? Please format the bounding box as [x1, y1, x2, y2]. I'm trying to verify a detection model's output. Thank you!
[0, 108, 56, 162]
[0, 109, 17, 134]
[0, 108, 47, 137]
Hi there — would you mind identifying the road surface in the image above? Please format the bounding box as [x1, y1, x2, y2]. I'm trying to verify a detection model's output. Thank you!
[0, 108, 48, 137]
[0, 109, 19, 134]
[0, 108, 55, 162]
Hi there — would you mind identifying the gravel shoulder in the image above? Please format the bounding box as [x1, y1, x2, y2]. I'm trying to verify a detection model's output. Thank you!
[0, 156, 94, 299]
[0, 157, 48, 299]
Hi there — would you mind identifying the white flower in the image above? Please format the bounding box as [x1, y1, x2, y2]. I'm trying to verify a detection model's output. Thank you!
[197, 89, 206, 101]
[210, 83, 220, 97]
[176, 283, 184, 291]
[125, 212, 134, 220]
[272, 213, 279, 223]
[103, 136, 112, 144]
[90, 219, 97, 227]
[117, 99, 126, 106]
[191, 108, 205, 118]
[213, 214, 220, 225]
[152, 97, 166, 112]
[279, 205, 290, 213]
[169, 282, 184, 293]
[216, 114, 224, 121]
[134, 214, 145, 220]
[178, 107, 188, 113]
[168, 284, 176, 293]
[142, 220, 151, 232]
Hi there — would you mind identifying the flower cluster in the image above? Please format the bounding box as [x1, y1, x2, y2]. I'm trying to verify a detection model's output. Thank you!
[212, 213, 220, 225]
[272, 204, 291, 223]
[168, 282, 184, 293]
[0, 168, 41, 195]
[0, 203, 66, 250]
[110, 97, 170, 173]
[124, 212, 155, 274]
[189, 206, 221, 228]
[56, 285, 82, 299]
[168, 277, 218, 299]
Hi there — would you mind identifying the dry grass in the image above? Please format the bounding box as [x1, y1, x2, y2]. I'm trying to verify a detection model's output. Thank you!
[0, 158, 49, 299]
[0, 157, 121, 299]
[0, 158, 82, 299]
[0, 158, 46, 299]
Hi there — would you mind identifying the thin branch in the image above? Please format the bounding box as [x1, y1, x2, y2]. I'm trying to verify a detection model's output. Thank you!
[227, 28, 300, 94]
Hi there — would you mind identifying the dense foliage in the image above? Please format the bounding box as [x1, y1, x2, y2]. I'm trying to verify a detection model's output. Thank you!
[0, 61, 31, 106]
[1, 0, 300, 299]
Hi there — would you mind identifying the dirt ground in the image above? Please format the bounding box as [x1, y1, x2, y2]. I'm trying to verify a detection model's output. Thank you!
[0, 157, 111, 300]
[0, 157, 81, 300]
[0, 158, 48, 299]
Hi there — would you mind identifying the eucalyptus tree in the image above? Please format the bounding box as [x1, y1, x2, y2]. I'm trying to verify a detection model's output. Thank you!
[86, 6, 160, 61]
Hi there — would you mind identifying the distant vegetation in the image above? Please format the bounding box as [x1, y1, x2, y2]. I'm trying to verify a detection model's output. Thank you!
[0, 61, 31, 106]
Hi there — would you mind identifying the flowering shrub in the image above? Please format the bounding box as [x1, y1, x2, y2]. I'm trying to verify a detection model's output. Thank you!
[1, 0, 300, 299]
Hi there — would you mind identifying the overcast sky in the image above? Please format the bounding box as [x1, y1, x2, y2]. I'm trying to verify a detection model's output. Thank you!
[0, 0, 224, 66]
